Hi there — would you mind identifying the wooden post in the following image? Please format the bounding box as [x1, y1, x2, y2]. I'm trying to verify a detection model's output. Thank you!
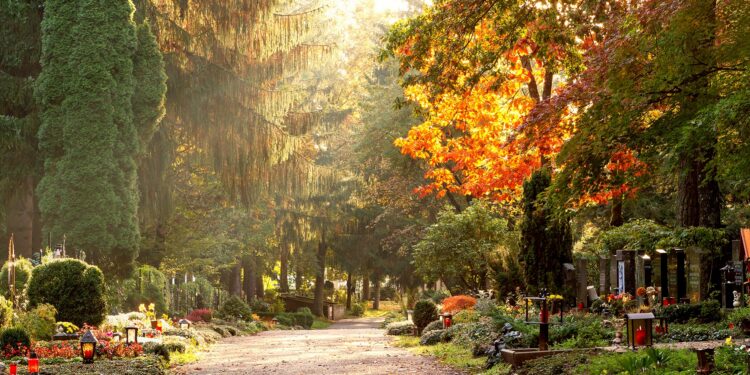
[696, 348, 714, 374]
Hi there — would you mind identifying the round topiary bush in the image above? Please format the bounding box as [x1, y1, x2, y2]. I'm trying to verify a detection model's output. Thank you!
[422, 320, 444, 333]
[413, 300, 438, 334]
[26, 259, 106, 326]
[420, 328, 445, 345]
[0, 257, 33, 298]
[218, 296, 252, 321]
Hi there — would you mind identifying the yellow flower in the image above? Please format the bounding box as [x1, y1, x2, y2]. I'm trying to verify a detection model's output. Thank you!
[726, 336, 733, 346]
[138, 304, 146, 313]
[148, 303, 155, 311]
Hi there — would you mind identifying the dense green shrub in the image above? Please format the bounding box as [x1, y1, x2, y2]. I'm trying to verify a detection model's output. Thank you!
[386, 321, 416, 336]
[162, 339, 187, 353]
[143, 341, 171, 361]
[660, 301, 722, 324]
[413, 300, 438, 334]
[26, 259, 106, 326]
[452, 309, 479, 324]
[0, 296, 12, 328]
[657, 323, 731, 342]
[217, 296, 252, 321]
[275, 312, 295, 327]
[576, 348, 696, 374]
[420, 329, 445, 345]
[422, 320, 443, 333]
[550, 314, 612, 349]
[0, 327, 30, 352]
[350, 303, 365, 316]
[15, 303, 56, 340]
[294, 308, 314, 329]
[249, 298, 270, 313]
[0, 258, 33, 299]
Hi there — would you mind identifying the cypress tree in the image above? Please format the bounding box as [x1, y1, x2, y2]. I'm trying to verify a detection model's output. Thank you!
[519, 168, 573, 295]
[36, 1, 165, 277]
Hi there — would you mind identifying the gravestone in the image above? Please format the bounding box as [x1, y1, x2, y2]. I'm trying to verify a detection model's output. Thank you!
[599, 256, 610, 295]
[575, 259, 588, 307]
[616, 250, 636, 296]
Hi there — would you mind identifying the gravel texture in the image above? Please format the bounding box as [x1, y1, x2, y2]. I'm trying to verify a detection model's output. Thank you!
[172, 317, 462, 375]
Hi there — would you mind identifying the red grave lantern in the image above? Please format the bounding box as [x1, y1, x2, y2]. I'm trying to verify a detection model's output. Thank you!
[9, 362, 17, 375]
[28, 351, 39, 375]
[80, 329, 98, 364]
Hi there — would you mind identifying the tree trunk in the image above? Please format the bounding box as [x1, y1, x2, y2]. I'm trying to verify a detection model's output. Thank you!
[678, 157, 701, 227]
[362, 274, 370, 301]
[242, 255, 255, 302]
[345, 272, 353, 310]
[372, 271, 381, 310]
[230, 263, 242, 296]
[279, 244, 289, 293]
[295, 266, 303, 293]
[610, 196, 624, 227]
[5, 177, 35, 259]
[313, 236, 327, 316]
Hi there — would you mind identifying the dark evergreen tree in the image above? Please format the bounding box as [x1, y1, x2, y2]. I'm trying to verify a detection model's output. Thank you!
[35, 1, 165, 277]
[519, 168, 573, 295]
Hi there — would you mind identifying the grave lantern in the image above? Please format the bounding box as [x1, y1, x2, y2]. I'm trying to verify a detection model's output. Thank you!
[442, 313, 453, 328]
[125, 326, 139, 344]
[28, 351, 39, 375]
[9, 361, 17, 375]
[80, 329, 98, 364]
[271, 317, 279, 327]
[406, 310, 414, 322]
[654, 315, 669, 335]
[625, 312, 654, 349]
[179, 319, 191, 330]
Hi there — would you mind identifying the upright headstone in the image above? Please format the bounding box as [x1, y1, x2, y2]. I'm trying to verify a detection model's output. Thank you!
[617, 249, 636, 296]
[675, 249, 687, 301]
[599, 256, 610, 295]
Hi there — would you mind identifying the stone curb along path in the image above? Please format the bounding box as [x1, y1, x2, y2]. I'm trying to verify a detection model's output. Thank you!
[172, 317, 463, 375]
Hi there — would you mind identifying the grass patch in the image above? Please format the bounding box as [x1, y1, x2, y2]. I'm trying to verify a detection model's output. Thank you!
[168, 347, 199, 366]
[398, 339, 510, 375]
[312, 318, 332, 329]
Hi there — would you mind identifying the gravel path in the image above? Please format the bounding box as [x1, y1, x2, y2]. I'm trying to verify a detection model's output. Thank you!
[172, 317, 462, 375]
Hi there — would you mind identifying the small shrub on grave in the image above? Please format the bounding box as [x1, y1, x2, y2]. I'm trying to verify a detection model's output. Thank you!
[413, 300, 438, 334]
[249, 298, 271, 313]
[350, 302, 365, 317]
[143, 341, 171, 361]
[0, 257, 33, 299]
[0, 327, 31, 355]
[0, 296, 12, 328]
[422, 320, 443, 333]
[26, 259, 106, 326]
[275, 312, 296, 327]
[218, 296, 252, 321]
[294, 308, 314, 329]
[15, 303, 57, 340]
[441, 295, 477, 313]
[386, 321, 416, 336]
[420, 329, 445, 345]
[452, 309, 479, 324]
[186, 308, 213, 323]
[661, 301, 722, 324]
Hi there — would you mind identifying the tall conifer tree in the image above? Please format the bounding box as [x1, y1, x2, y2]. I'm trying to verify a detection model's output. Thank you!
[35, 1, 165, 276]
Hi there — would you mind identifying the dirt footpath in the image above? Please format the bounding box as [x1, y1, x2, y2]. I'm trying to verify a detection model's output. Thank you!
[172, 317, 462, 375]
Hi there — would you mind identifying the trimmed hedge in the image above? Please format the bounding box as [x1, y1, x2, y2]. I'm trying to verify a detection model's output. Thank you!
[420, 329, 445, 345]
[218, 296, 252, 321]
[0, 257, 33, 299]
[26, 259, 106, 326]
[386, 321, 416, 336]
[413, 300, 437, 334]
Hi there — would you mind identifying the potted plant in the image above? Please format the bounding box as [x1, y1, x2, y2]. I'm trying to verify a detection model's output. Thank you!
[140, 303, 157, 328]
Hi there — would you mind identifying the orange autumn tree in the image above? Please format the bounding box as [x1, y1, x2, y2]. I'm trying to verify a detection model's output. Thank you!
[383, 0, 616, 209]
